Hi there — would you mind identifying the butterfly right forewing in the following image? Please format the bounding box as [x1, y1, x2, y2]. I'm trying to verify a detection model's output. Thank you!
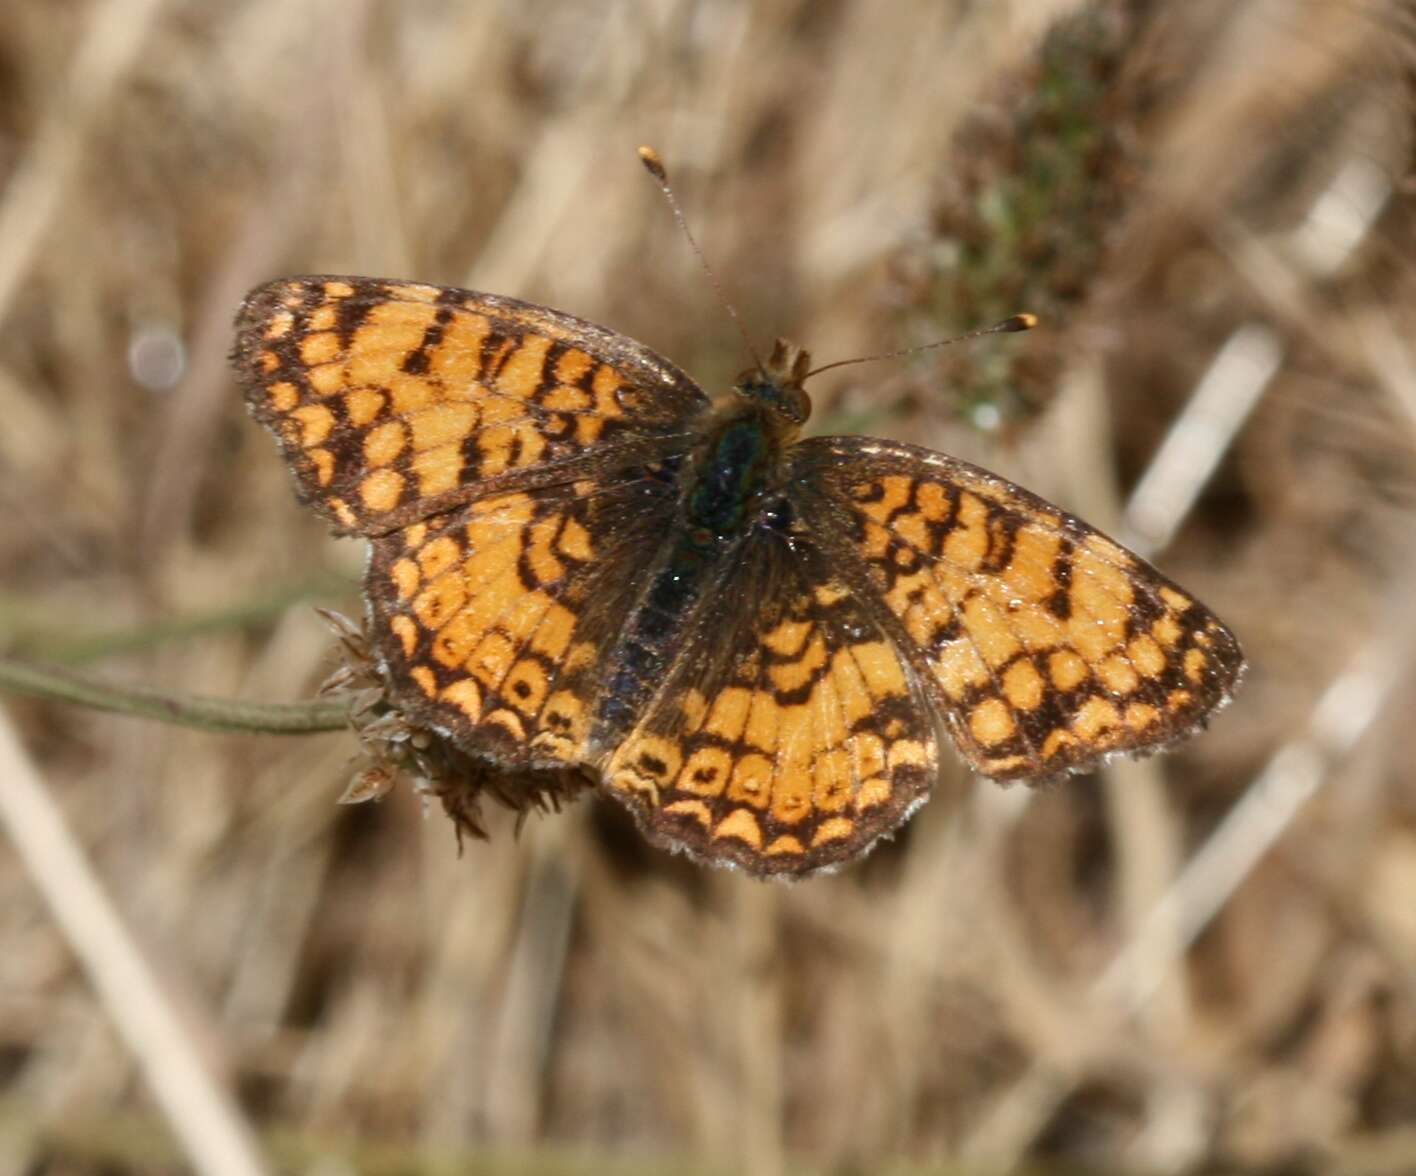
[792, 436, 1244, 782]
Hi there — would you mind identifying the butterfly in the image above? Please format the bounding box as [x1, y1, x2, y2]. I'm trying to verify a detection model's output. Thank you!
[232, 272, 1243, 877]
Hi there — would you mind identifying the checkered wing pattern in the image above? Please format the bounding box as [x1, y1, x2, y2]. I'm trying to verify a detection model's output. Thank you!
[792, 437, 1244, 782]
[234, 276, 708, 535]
[599, 530, 939, 876]
[364, 466, 679, 772]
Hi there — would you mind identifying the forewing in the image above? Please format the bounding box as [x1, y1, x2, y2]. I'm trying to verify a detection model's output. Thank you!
[366, 463, 680, 769]
[233, 276, 709, 535]
[793, 437, 1244, 781]
[598, 529, 940, 877]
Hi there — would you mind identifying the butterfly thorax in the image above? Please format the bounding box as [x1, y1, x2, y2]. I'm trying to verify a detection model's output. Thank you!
[680, 337, 811, 542]
[589, 342, 811, 746]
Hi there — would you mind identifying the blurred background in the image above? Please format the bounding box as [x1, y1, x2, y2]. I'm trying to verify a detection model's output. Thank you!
[1, 1, 1414, 1173]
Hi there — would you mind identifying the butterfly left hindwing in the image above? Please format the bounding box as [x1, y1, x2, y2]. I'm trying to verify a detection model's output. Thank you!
[365, 465, 680, 772]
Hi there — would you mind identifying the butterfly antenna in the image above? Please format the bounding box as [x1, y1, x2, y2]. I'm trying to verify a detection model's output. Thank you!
[637, 145, 766, 375]
[803, 313, 1038, 380]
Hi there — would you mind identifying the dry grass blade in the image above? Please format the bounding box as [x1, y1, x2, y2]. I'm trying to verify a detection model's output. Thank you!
[0, 709, 268, 1175]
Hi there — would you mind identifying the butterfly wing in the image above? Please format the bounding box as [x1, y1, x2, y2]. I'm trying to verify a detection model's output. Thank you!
[365, 460, 681, 771]
[790, 437, 1244, 781]
[597, 525, 941, 876]
[233, 275, 710, 535]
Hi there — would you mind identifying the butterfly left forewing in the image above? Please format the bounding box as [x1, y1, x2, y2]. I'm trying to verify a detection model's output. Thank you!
[233, 275, 709, 536]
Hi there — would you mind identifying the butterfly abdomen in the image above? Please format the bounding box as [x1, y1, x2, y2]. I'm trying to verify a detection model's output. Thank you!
[593, 535, 714, 736]
[592, 411, 781, 743]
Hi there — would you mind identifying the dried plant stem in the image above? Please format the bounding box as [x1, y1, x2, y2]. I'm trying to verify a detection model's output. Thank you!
[0, 709, 270, 1176]
[0, 657, 350, 735]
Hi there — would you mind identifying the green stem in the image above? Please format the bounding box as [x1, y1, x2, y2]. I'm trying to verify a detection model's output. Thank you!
[0, 572, 354, 665]
[0, 656, 352, 735]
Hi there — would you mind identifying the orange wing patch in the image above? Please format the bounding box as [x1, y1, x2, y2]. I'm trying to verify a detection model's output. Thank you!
[233, 276, 708, 535]
[599, 558, 938, 877]
[797, 439, 1243, 782]
[365, 467, 682, 771]
[367, 490, 597, 767]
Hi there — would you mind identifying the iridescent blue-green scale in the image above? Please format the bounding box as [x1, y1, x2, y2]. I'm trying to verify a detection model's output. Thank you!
[687, 419, 769, 534]
[593, 415, 773, 737]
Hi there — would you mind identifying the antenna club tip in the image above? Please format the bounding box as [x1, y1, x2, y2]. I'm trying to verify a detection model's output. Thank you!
[637, 145, 667, 181]
[1005, 312, 1039, 332]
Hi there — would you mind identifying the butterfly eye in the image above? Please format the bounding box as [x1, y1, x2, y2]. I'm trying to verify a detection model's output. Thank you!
[733, 372, 811, 425]
[788, 385, 812, 424]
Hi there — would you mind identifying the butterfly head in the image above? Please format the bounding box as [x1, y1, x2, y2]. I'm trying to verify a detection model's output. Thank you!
[735, 337, 812, 429]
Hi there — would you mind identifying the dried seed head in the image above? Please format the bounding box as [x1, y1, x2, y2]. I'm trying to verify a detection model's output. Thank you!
[318, 610, 592, 846]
